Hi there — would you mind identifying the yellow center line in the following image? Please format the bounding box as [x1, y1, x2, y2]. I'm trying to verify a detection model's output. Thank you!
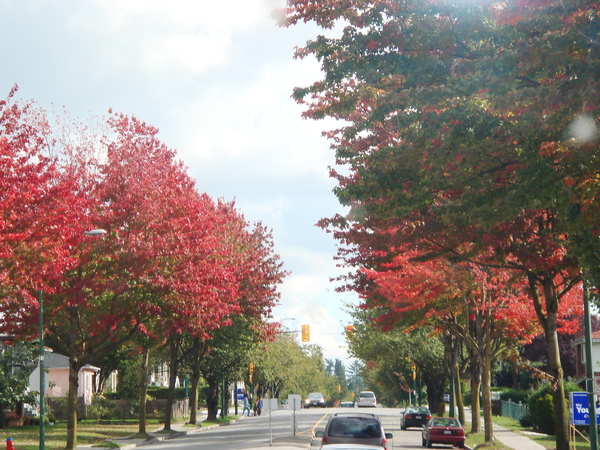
[295, 411, 330, 436]
[301, 412, 329, 436]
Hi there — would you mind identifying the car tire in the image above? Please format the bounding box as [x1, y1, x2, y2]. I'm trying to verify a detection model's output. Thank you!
[401, 424, 407, 430]
[426, 438, 433, 448]
[457, 444, 465, 449]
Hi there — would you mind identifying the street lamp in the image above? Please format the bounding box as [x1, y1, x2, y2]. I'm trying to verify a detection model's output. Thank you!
[38, 228, 107, 450]
[84, 229, 107, 236]
[38, 289, 44, 450]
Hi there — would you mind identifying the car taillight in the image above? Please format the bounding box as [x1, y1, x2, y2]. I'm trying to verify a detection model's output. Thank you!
[405, 414, 413, 419]
[382, 437, 388, 450]
[321, 436, 327, 445]
[426, 414, 432, 419]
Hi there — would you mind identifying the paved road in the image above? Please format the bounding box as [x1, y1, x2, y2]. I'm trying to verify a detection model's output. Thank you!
[127, 407, 412, 450]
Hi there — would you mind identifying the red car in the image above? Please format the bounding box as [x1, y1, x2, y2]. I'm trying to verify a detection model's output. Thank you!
[421, 417, 465, 448]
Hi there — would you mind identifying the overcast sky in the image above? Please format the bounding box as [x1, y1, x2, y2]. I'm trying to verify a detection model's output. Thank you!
[0, 0, 356, 365]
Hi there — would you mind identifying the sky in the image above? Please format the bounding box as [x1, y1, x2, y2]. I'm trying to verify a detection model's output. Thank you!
[0, 1, 357, 365]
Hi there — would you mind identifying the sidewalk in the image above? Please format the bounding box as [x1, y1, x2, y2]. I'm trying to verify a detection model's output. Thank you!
[462, 407, 547, 450]
[491, 422, 547, 450]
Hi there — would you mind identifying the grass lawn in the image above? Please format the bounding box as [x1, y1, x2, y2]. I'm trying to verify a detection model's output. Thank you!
[0, 416, 240, 450]
[0, 419, 172, 450]
[465, 416, 594, 450]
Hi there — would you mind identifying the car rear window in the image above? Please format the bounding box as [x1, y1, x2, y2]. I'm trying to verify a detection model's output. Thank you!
[360, 392, 375, 398]
[329, 418, 382, 438]
[433, 418, 459, 427]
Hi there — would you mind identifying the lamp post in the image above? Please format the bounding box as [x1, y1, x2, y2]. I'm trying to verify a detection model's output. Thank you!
[38, 289, 45, 450]
[38, 228, 107, 449]
[583, 280, 598, 449]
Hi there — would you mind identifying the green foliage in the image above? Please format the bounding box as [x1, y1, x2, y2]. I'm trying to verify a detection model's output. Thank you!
[527, 381, 581, 435]
[346, 306, 445, 407]
[494, 388, 530, 404]
[519, 412, 535, 428]
[0, 340, 38, 413]
[146, 386, 187, 400]
[116, 356, 143, 400]
[529, 392, 555, 435]
[87, 395, 121, 421]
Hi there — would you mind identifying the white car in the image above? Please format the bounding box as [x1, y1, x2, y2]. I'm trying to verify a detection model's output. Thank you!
[356, 391, 377, 407]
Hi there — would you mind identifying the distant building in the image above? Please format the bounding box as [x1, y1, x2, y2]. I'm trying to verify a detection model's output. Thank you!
[29, 349, 101, 406]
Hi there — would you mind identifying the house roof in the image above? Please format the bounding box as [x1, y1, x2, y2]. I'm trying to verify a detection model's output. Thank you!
[573, 330, 600, 346]
[44, 350, 100, 372]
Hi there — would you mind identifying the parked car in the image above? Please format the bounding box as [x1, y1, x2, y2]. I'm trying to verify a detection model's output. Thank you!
[400, 406, 432, 429]
[356, 391, 377, 407]
[305, 392, 327, 408]
[315, 412, 393, 449]
[421, 417, 465, 448]
[340, 401, 355, 408]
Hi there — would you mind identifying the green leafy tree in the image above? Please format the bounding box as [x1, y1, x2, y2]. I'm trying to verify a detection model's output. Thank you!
[0, 340, 37, 429]
[346, 306, 447, 410]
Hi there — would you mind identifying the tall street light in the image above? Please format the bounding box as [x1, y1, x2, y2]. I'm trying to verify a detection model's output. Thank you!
[38, 289, 44, 450]
[39, 228, 107, 450]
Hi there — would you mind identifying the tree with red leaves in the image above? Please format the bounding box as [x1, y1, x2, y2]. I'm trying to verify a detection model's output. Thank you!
[0, 97, 285, 449]
[281, 0, 598, 447]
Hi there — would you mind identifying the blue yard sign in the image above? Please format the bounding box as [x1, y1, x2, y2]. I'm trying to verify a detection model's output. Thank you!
[571, 392, 592, 426]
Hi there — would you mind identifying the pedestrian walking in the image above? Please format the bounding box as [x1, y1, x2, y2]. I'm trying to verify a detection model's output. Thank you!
[242, 396, 251, 416]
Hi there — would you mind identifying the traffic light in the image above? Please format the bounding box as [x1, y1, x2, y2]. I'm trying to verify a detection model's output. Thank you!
[412, 362, 417, 380]
[301, 324, 310, 342]
[345, 325, 354, 340]
[249, 363, 254, 382]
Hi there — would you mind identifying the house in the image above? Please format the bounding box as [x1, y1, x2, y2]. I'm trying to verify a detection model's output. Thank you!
[29, 349, 102, 407]
[572, 330, 600, 391]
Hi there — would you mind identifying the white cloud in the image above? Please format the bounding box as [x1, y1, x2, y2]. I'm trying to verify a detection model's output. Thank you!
[80, 0, 276, 75]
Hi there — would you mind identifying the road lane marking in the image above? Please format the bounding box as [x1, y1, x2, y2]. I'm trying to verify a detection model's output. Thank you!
[309, 412, 329, 436]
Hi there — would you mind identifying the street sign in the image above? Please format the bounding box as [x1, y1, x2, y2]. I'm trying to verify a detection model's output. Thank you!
[264, 398, 278, 410]
[237, 388, 245, 400]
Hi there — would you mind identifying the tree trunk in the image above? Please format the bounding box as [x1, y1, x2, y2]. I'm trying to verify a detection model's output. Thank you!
[206, 379, 220, 421]
[423, 369, 446, 416]
[222, 378, 229, 417]
[482, 338, 493, 443]
[138, 345, 149, 435]
[454, 359, 465, 425]
[65, 356, 80, 450]
[164, 336, 179, 432]
[189, 372, 200, 424]
[188, 337, 203, 425]
[547, 309, 569, 450]
[469, 350, 482, 434]
[528, 274, 569, 450]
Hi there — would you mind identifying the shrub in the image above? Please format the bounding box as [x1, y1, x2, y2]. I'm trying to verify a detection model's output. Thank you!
[519, 412, 535, 428]
[527, 381, 581, 435]
[146, 386, 187, 400]
[529, 392, 555, 434]
[497, 388, 529, 404]
[87, 395, 120, 421]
